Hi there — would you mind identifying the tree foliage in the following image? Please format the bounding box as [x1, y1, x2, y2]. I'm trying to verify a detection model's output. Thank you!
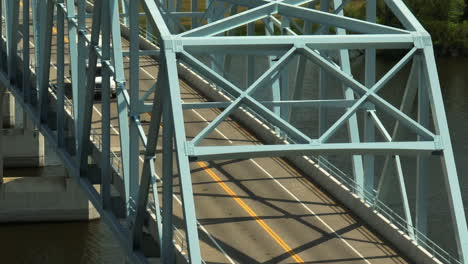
[375, 0, 468, 55]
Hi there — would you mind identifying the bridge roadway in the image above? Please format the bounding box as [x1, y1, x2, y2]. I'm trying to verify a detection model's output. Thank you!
[34, 17, 411, 263]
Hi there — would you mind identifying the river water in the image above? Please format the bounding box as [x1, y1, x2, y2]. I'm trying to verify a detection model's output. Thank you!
[1, 55, 467, 263]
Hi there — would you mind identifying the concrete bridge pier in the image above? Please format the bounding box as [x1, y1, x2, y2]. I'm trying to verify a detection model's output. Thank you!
[0, 91, 99, 222]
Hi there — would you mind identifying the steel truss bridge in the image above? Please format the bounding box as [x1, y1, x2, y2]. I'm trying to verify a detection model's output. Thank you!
[0, 0, 467, 263]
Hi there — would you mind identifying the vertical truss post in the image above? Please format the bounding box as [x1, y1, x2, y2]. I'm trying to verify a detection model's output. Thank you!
[191, 0, 198, 28]
[78, 0, 103, 173]
[132, 58, 164, 256]
[246, 22, 255, 87]
[110, 0, 132, 215]
[394, 154, 415, 238]
[77, 0, 87, 142]
[280, 18, 290, 123]
[38, 0, 55, 123]
[5, 0, 19, 85]
[22, 0, 31, 103]
[101, 0, 112, 210]
[318, 0, 329, 139]
[422, 46, 468, 263]
[161, 66, 175, 264]
[129, 0, 141, 222]
[415, 54, 429, 243]
[31, 0, 40, 79]
[57, 0, 66, 148]
[147, 70, 165, 247]
[65, 0, 80, 139]
[164, 49, 201, 264]
[363, 0, 376, 200]
[376, 59, 418, 202]
[290, 1, 314, 122]
[333, 0, 364, 196]
[266, 18, 282, 130]
[120, 0, 129, 26]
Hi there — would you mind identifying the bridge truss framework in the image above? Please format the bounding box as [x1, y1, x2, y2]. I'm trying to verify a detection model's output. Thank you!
[0, 0, 467, 263]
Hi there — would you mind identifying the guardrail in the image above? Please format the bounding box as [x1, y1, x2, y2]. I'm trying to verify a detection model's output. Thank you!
[311, 156, 460, 264]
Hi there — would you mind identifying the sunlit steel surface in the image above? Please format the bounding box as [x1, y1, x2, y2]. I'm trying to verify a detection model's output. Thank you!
[0, 0, 466, 263]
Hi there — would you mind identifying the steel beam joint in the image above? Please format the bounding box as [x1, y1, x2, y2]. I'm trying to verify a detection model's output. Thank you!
[433, 135, 443, 150]
[185, 142, 195, 156]
[163, 36, 183, 53]
[412, 32, 432, 49]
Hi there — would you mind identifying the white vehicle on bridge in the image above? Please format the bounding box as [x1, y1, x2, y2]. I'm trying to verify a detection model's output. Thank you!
[89, 60, 117, 99]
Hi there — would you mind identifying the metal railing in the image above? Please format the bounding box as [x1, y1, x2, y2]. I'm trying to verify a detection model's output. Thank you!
[312, 156, 460, 264]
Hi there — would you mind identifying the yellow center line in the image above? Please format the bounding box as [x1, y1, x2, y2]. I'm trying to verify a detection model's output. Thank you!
[145, 80, 304, 263]
[197, 161, 305, 264]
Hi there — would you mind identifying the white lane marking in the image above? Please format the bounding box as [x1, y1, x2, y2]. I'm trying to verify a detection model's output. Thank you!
[136, 57, 371, 262]
[201, 118, 371, 262]
[249, 159, 371, 263]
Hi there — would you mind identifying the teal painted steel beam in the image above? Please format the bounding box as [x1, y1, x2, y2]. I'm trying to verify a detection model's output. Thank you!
[161, 66, 175, 264]
[57, 0, 66, 148]
[142, 0, 172, 37]
[164, 49, 201, 264]
[333, 0, 365, 198]
[301, 46, 435, 142]
[216, 0, 266, 8]
[318, 0, 329, 140]
[422, 46, 468, 264]
[416, 55, 429, 243]
[78, 0, 103, 174]
[192, 99, 370, 109]
[77, 0, 87, 145]
[110, 0, 132, 215]
[376, 57, 419, 202]
[3, 0, 466, 263]
[181, 48, 314, 144]
[22, 0, 31, 103]
[179, 34, 415, 50]
[128, 0, 141, 223]
[364, 0, 376, 201]
[191, 47, 297, 146]
[100, 0, 112, 210]
[38, 0, 55, 123]
[278, 3, 410, 35]
[132, 59, 163, 257]
[369, 110, 415, 238]
[65, 0, 80, 141]
[383, 0, 425, 32]
[190, 141, 440, 161]
[180, 2, 277, 37]
[5, 0, 19, 84]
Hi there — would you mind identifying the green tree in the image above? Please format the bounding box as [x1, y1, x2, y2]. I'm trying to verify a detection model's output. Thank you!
[377, 0, 468, 55]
